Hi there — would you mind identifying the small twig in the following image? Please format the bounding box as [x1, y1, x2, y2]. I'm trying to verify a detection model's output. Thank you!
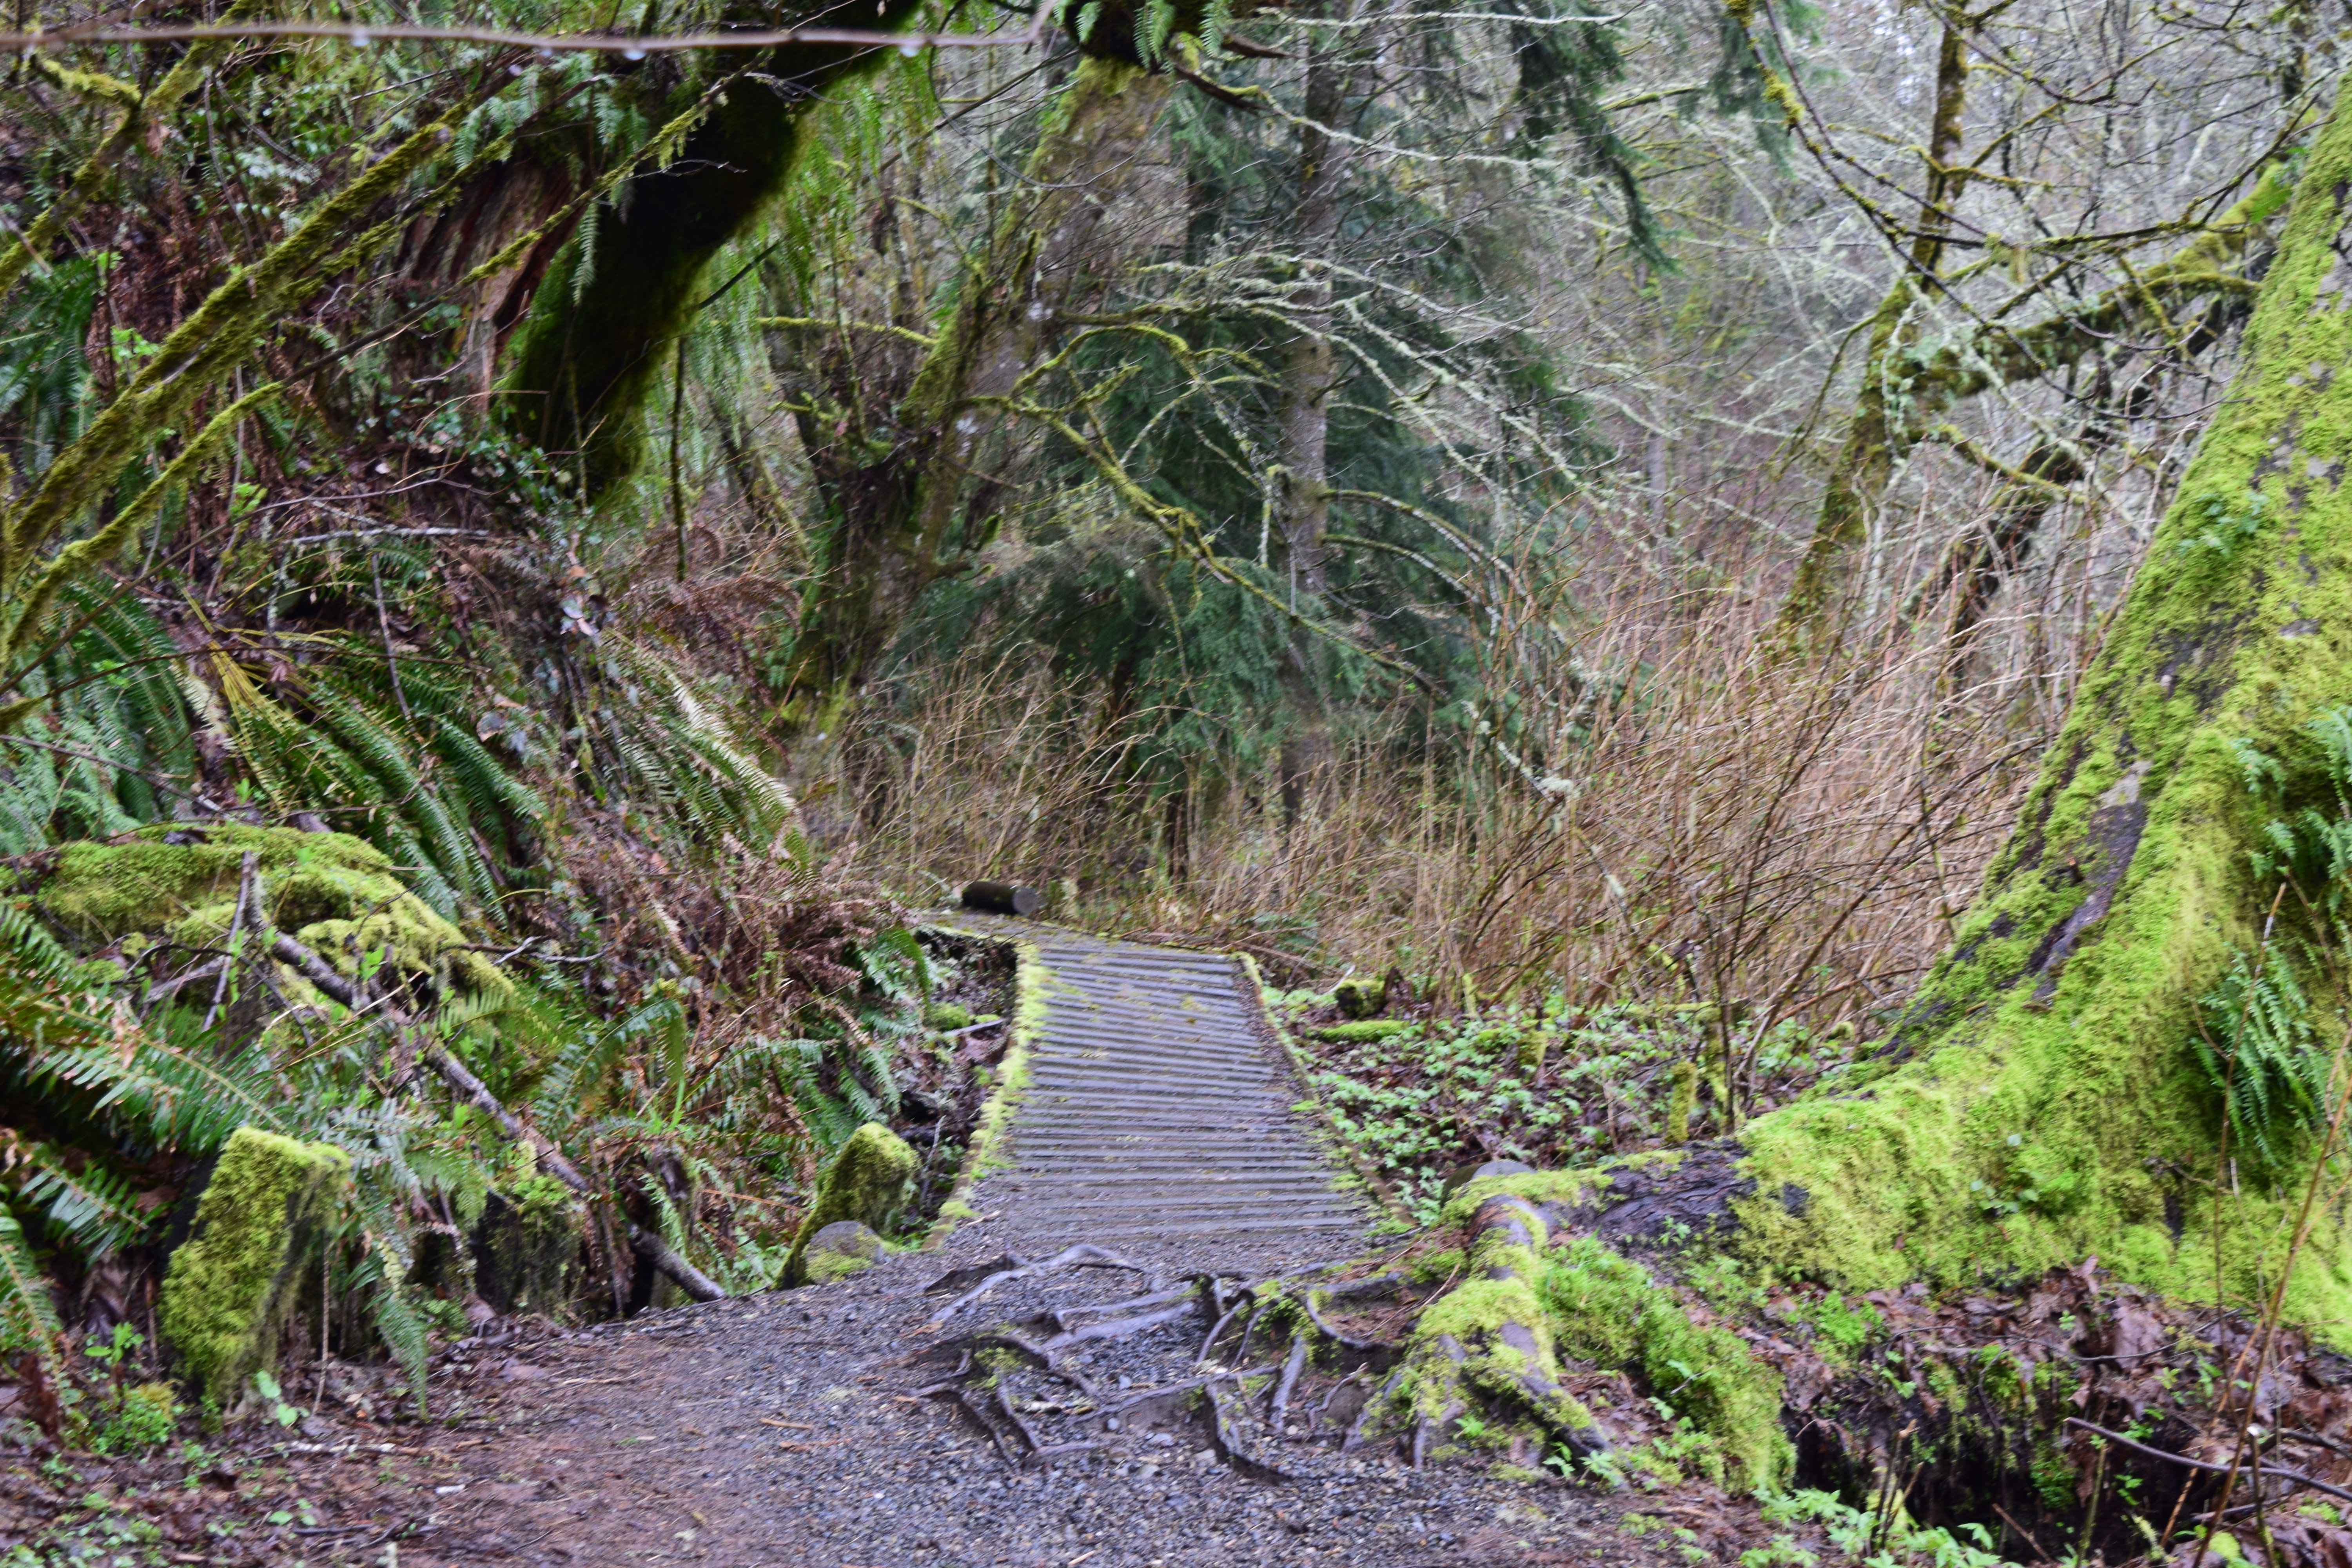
[199, 851, 260, 1033]
[2063, 1419, 2352, 1506]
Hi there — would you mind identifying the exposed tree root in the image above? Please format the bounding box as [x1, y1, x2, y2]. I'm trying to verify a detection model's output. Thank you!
[1381, 1189, 1613, 1468]
[912, 1250, 1404, 1475]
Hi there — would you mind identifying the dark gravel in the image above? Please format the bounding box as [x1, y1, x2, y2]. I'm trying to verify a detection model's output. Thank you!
[269, 1232, 1688, 1567]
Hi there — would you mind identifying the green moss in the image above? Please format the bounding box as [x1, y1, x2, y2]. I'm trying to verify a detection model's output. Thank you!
[1540, 1235, 1793, 1492]
[1713, 109, 2352, 1336]
[783, 1123, 917, 1285]
[159, 1128, 348, 1411]
[2031, 1429, 2076, 1512]
[924, 940, 1047, 1247]
[1783, 1292, 1882, 1368]
[800, 1220, 886, 1284]
[925, 1002, 973, 1031]
[1334, 976, 1387, 1019]
[38, 824, 504, 997]
[1315, 1018, 1415, 1043]
[94, 1382, 180, 1454]
[1666, 1061, 1697, 1145]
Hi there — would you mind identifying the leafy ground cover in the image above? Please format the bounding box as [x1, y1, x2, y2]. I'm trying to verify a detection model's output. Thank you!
[1272, 985, 1859, 1223]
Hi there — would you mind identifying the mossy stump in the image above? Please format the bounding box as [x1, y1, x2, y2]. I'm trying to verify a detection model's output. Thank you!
[782, 1123, 916, 1286]
[475, 1175, 582, 1318]
[160, 1127, 348, 1413]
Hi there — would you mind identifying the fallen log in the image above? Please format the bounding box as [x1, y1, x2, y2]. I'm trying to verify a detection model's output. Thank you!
[962, 880, 1042, 916]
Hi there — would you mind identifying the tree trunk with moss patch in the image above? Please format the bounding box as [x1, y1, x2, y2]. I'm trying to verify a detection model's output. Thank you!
[495, 10, 935, 498]
[775, 59, 1176, 724]
[1397, 84, 2352, 1482]
[1772, 167, 2284, 646]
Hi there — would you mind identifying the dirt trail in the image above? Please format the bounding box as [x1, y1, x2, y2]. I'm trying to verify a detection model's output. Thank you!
[282, 1249, 1681, 1567]
[263, 924, 1664, 1565]
[6, 925, 1698, 1565]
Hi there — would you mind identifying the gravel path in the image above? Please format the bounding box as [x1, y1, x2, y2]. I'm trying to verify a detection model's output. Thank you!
[298, 1248, 1677, 1567]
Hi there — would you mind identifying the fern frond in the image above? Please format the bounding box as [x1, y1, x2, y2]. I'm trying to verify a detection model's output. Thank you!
[0, 1205, 64, 1385]
[0, 1139, 152, 1256]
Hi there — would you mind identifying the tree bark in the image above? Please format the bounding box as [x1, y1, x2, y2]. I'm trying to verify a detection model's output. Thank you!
[1401, 83, 2352, 1479]
[1274, 16, 1352, 823]
[775, 58, 1177, 723]
[495, 3, 935, 498]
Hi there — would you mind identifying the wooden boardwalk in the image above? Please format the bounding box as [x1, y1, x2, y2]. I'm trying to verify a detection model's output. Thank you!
[933, 915, 1368, 1258]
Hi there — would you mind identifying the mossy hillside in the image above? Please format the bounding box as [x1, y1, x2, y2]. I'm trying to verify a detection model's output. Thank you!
[783, 1121, 918, 1285]
[1717, 98, 2352, 1334]
[159, 1127, 348, 1411]
[39, 823, 504, 996]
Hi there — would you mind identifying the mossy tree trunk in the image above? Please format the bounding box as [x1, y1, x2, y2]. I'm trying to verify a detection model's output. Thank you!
[495, 7, 935, 498]
[774, 58, 1177, 724]
[1406, 81, 2352, 1478]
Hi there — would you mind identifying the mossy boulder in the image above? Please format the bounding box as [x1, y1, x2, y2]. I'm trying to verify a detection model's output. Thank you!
[782, 1123, 917, 1286]
[37, 823, 504, 997]
[1334, 976, 1388, 1020]
[160, 1127, 349, 1412]
[800, 1220, 886, 1284]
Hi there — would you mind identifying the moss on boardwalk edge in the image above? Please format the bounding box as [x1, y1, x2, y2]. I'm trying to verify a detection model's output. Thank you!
[1235, 952, 1411, 1230]
[924, 936, 1045, 1248]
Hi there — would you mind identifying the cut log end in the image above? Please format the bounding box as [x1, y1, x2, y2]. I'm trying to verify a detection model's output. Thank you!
[963, 880, 1042, 916]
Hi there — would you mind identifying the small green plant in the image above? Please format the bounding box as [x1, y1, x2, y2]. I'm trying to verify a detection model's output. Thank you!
[249, 1370, 304, 1428]
[93, 1383, 178, 1455]
[1757, 1489, 2010, 1567]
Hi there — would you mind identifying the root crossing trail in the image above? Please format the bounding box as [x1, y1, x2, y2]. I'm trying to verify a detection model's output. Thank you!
[940, 916, 1369, 1262]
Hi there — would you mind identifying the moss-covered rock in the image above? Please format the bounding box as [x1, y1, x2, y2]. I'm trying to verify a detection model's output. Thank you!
[36, 823, 504, 998]
[160, 1127, 348, 1412]
[1334, 976, 1387, 1020]
[782, 1123, 916, 1286]
[801, 1220, 886, 1284]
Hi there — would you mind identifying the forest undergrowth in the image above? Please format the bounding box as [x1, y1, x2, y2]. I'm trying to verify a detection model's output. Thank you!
[1, 0, 2345, 1560]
